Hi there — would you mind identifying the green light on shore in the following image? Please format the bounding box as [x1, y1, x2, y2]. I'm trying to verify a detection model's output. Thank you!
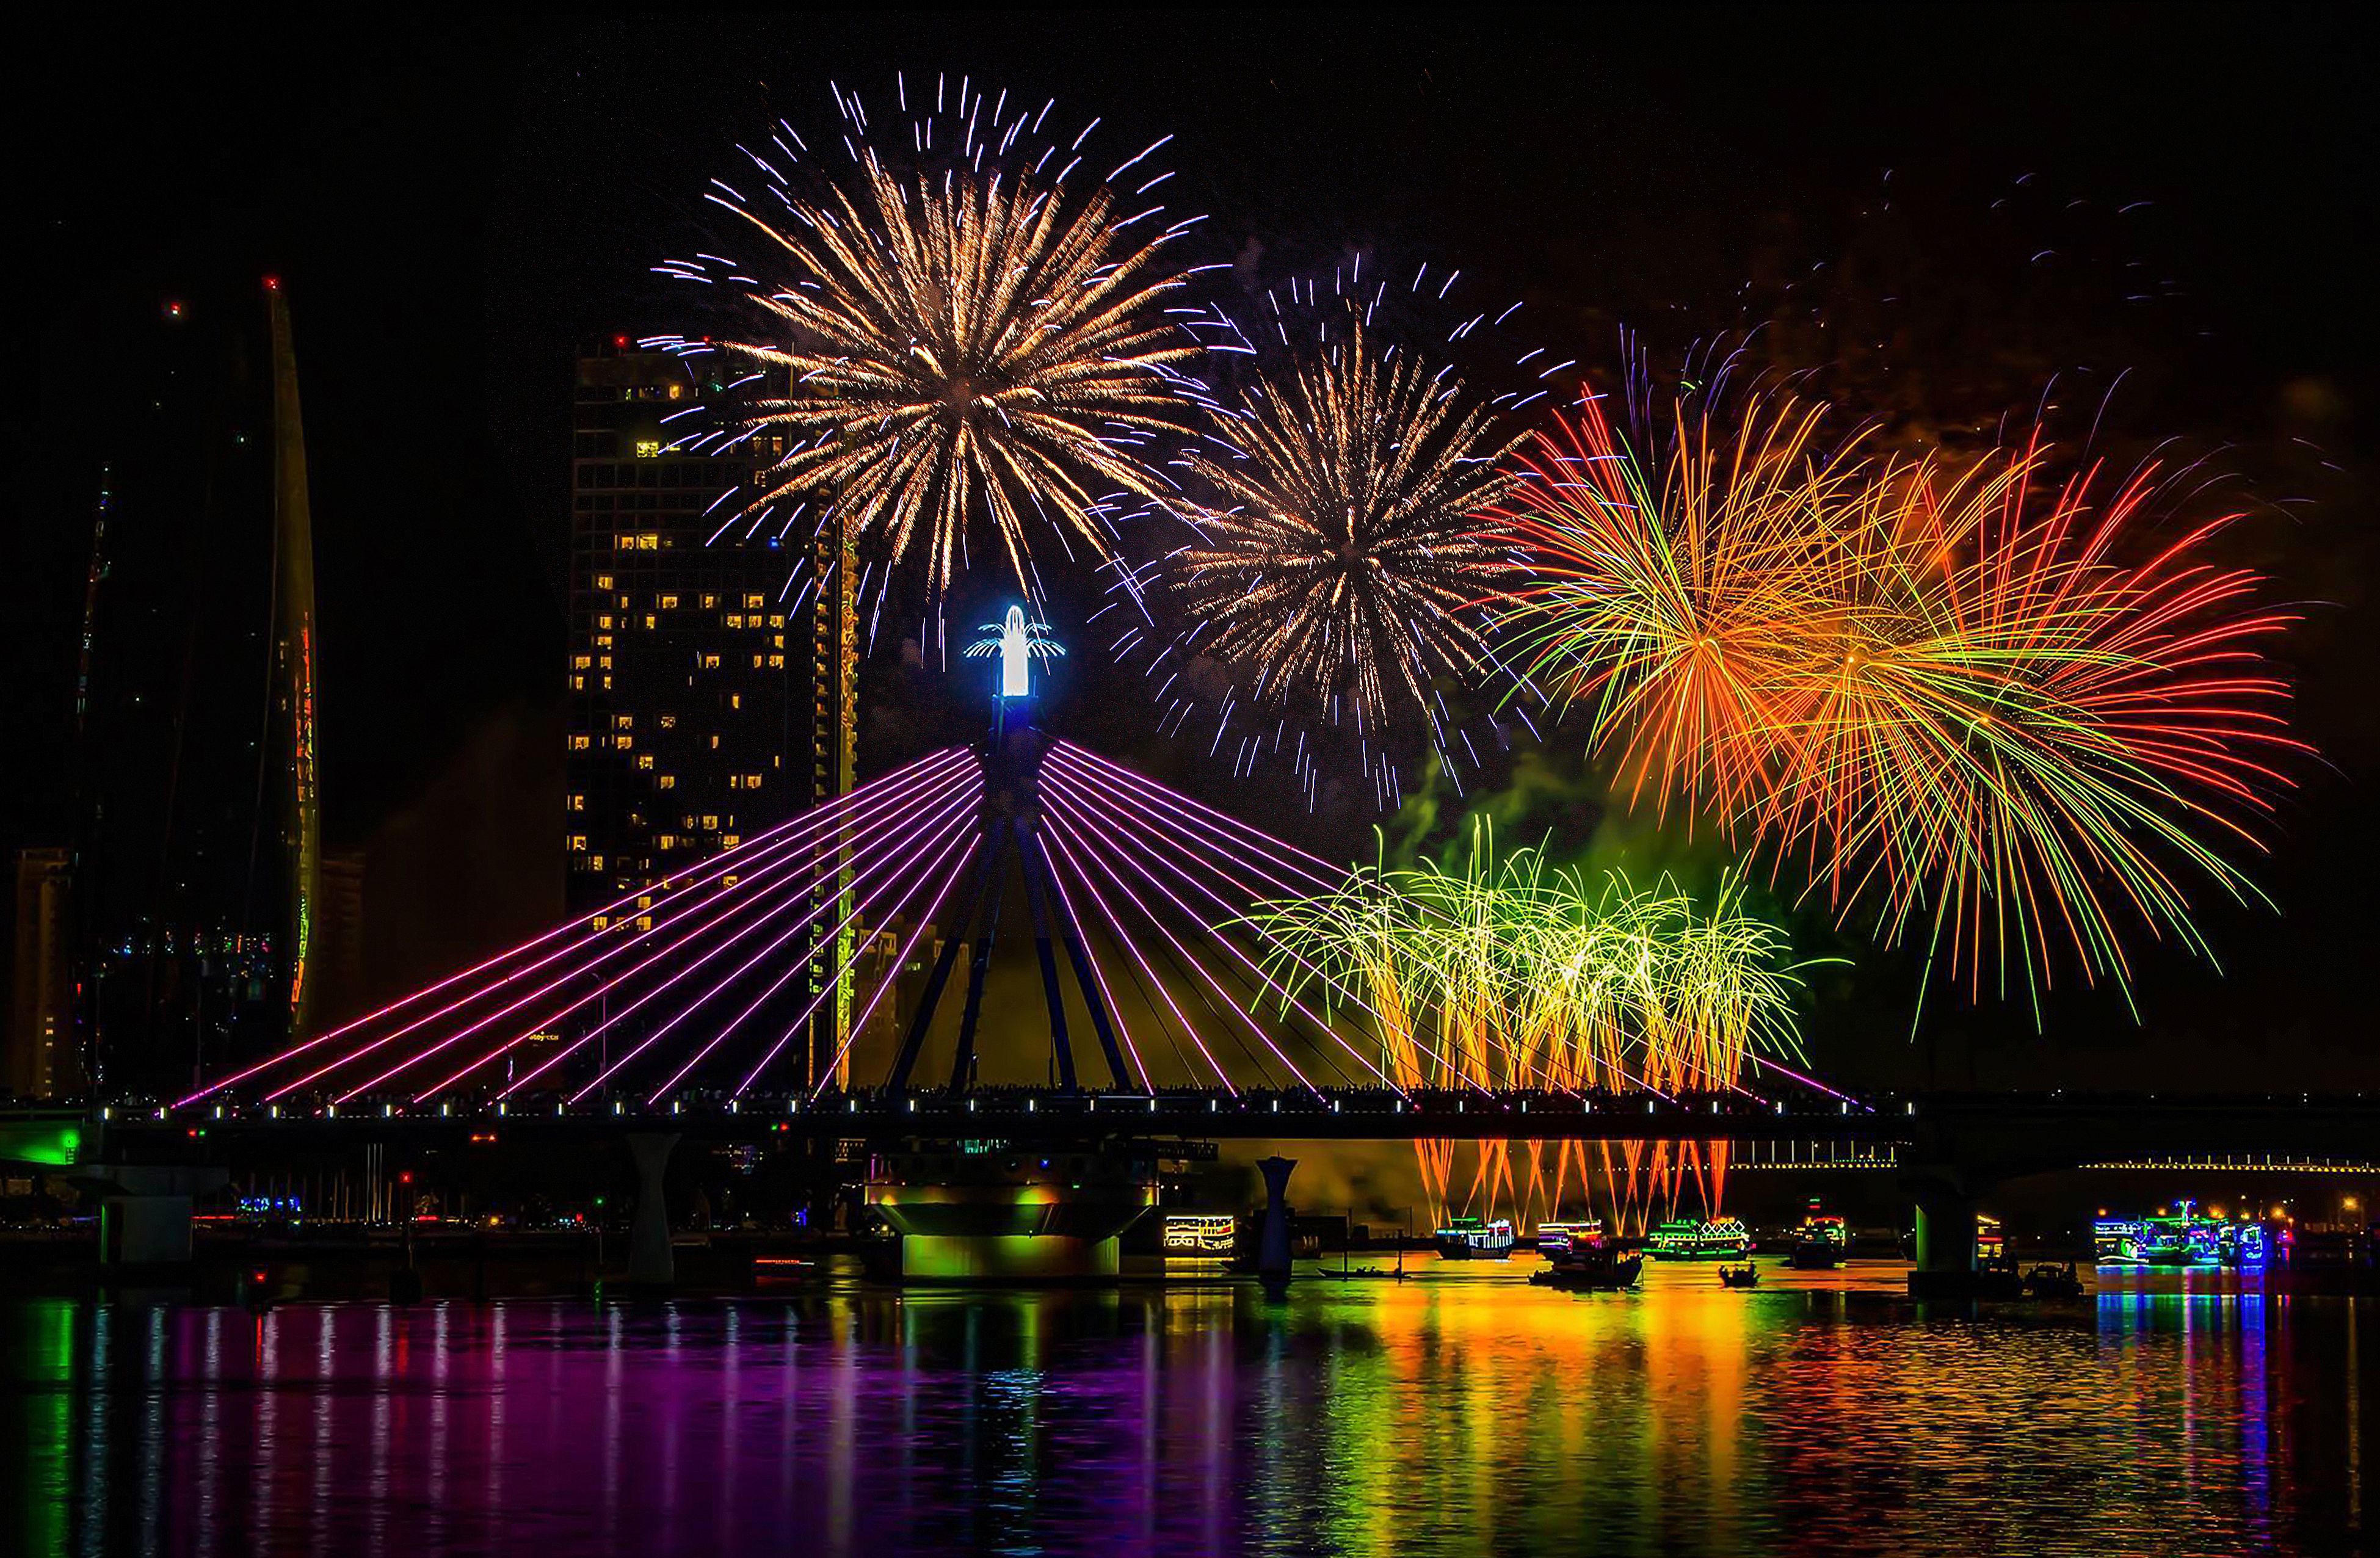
[0, 1120, 83, 1167]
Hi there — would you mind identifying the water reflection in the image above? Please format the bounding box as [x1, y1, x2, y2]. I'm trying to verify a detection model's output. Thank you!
[3, 1266, 2365, 1556]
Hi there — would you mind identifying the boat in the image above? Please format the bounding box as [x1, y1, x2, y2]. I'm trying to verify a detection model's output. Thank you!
[1531, 1226, 1642, 1290]
[1532, 1248, 1644, 1291]
[1533, 1220, 1598, 1257]
[1718, 1263, 1760, 1288]
[1783, 1207, 1849, 1269]
[1646, 1217, 1753, 1261]
[2025, 1262, 2083, 1299]
[1432, 1216, 1517, 1260]
[2094, 1200, 2269, 1268]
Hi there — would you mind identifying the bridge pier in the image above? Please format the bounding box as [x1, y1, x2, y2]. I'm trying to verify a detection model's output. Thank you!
[626, 1132, 680, 1289]
[1903, 1164, 2005, 1297]
[1256, 1155, 1296, 1292]
[76, 1165, 230, 1269]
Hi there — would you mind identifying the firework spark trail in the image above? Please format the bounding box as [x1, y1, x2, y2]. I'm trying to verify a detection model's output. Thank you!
[1252, 819, 1812, 1223]
[177, 748, 971, 1106]
[1496, 389, 2303, 1010]
[324, 761, 982, 1103]
[673, 76, 1206, 598]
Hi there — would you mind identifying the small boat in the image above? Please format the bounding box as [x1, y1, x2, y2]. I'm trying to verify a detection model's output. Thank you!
[1533, 1229, 1642, 1291]
[1718, 1263, 1760, 1288]
[1433, 1216, 1517, 1261]
[1647, 1217, 1754, 1261]
[1783, 1207, 1849, 1269]
[1533, 1252, 1643, 1291]
[2025, 1262, 2083, 1299]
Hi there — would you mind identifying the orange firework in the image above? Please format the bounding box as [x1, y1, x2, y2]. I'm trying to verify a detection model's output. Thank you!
[1497, 391, 2302, 1011]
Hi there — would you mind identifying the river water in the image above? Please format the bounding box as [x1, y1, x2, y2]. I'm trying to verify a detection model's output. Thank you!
[5, 1261, 2368, 1556]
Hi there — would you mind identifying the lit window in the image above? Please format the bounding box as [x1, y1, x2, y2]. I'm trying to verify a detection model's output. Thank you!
[595, 575, 615, 590]
[702, 594, 718, 609]
[657, 775, 677, 789]
[702, 814, 718, 830]
[634, 440, 661, 458]
[720, 835, 739, 848]
[615, 715, 634, 729]
[728, 694, 741, 710]
[659, 594, 680, 610]
[572, 655, 592, 670]
[744, 593, 765, 609]
[589, 856, 603, 871]
[699, 653, 721, 669]
[636, 754, 655, 770]
[657, 714, 677, 730]
[569, 735, 591, 750]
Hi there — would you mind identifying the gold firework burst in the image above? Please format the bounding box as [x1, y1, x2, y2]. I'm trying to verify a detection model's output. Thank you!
[725, 154, 1201, 590]
[1175, 322, 1520, 720]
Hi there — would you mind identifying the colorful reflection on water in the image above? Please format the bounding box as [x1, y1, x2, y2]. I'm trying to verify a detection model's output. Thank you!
[3, 1262, 2365, 1556]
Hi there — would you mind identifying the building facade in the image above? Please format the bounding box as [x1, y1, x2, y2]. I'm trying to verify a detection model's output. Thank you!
[567, 342, 797, 909]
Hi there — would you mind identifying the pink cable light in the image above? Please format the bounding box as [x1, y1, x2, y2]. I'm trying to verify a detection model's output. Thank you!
[419, 769, 981, 1103]
[1039, 793, 1319, 1093]
[620, 789, 982, 1101]
[1037, 810, 1237, 1093]
[1029, 830, 1150, 1091]
[484, 778, 981, 1102]
[807, 830, 983, 1099]
[1039, 776, 1403, 1095]
[730, 806, 987, 1096]
[276, 759, 979, 1103]
[187, 747, 970, 1106]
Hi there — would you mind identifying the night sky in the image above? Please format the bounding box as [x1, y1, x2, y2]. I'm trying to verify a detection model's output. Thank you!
[18, 8, 2376, 1095]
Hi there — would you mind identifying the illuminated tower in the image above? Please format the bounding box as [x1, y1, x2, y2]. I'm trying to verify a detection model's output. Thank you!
[264, 280, 322, 1038]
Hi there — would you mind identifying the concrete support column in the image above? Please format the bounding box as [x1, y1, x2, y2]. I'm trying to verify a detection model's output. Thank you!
[626, 1132, 680, 1288]
[1912, 1188, 1978, 1275]
[1256, 1155, 1296, 1289]
[74, 1165, 229, 1269]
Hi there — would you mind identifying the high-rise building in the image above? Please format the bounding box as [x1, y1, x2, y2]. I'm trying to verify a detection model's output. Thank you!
[9, 849, 82, 1100]
[566, 341, 799, 910]
[63, 283, 312, 1097]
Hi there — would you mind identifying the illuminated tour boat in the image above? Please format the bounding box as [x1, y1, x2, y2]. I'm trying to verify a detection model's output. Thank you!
[2094, 1201, 2269, 1267]
[1432, 1216, 1517, 1259]
[1160, 1212, 1237, 1257]
[1646, 1216, 1754, 1261]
